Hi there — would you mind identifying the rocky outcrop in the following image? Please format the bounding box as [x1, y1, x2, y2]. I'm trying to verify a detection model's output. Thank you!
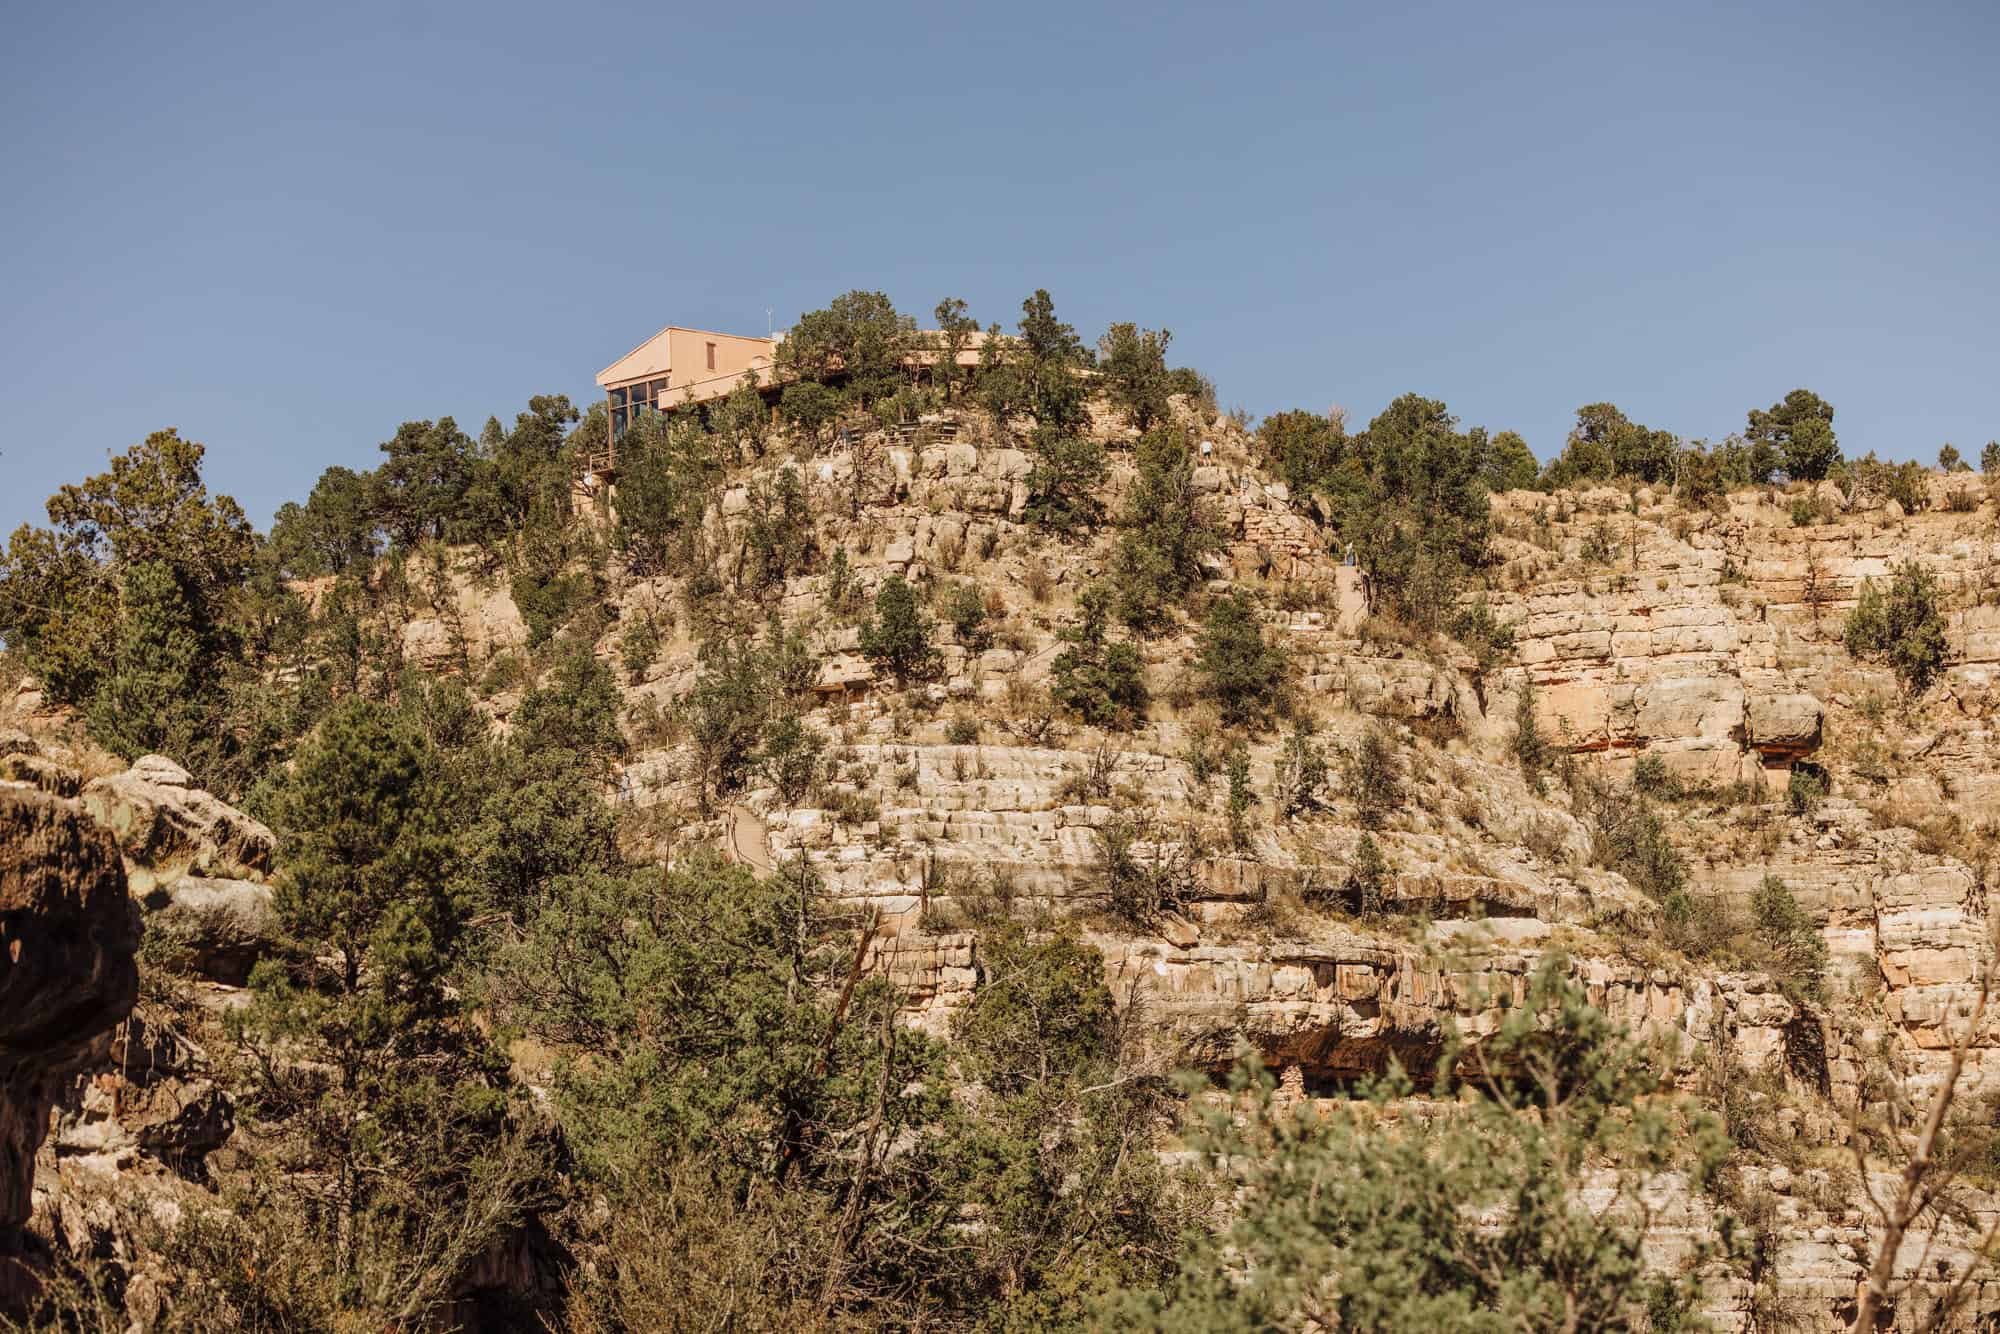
[872, 916, 1800, 1087]
[49, 1009, 233, 1181]
[81, 755, 274, 893]
[0, 787, 139, 1242]
[0, 733, 84, 799]
[1745, 691, 1825, 757]
[399, 570, 532, 673]
[8, 755, 284, 1301]
[1101, 932, 1799, 1083]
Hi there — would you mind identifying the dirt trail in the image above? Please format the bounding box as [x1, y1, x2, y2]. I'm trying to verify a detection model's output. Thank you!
[721, 804, 776, 874]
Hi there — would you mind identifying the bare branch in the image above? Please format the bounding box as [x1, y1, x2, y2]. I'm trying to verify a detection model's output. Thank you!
[1850, 971, 1991, 1333]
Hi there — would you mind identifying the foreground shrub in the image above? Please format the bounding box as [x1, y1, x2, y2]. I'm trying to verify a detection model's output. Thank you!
[1109, 957, 1729, 1329]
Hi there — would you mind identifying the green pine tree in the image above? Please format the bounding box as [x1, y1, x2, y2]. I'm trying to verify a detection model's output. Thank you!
[234, 698, 521, 1311]
[1050, 584, 1150, 729]
[1194, 591, 1286, 727]
[859, 575, 941, 684]
[85, 560, 215, 761]
[1113, 425, 1224, 633]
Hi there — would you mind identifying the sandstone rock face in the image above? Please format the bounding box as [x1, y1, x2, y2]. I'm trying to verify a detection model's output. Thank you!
[398, 569, 531, 672]
[51, 1010, 234, 1174]
[0, 786, 139, 1237]
[1100, 934, 1796, 1083]
[13, 758, 279, 1284]
[0, 730, 84, 800]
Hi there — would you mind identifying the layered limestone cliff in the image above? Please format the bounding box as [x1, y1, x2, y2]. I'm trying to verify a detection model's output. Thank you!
[15, 402, 2000, 1327]
[537, 423, 2000, 1328]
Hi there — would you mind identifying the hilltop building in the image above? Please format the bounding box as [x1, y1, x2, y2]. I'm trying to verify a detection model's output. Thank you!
[595, 326, 778, 438]
[587, 322, 998, 480]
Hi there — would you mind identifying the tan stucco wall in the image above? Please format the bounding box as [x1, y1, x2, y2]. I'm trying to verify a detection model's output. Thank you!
[659, 330, 774, 405]
[596, 327, 775, 408]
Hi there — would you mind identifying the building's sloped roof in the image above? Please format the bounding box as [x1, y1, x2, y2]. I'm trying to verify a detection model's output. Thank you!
[596, 326, 776, 387]
[596, 326, 675, 387]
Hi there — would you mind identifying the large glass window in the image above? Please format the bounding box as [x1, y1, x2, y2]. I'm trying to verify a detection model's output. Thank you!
[610, 379, 671, 442]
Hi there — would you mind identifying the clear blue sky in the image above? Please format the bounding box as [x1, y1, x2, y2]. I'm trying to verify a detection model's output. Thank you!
[4, 0, 1996, 533]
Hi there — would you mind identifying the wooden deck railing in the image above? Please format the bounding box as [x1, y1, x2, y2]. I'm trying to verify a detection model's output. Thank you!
[888, 419, 960, 447]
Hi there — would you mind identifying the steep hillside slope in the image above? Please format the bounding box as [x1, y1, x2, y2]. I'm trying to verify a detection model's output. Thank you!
[364, 403, 2000, 1326]
[8, 390, 2000, 1328]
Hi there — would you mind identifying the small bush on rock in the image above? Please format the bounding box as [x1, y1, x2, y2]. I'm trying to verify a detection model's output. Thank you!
[1225, 745, 1255, 851]
[1095, 815, 1197, 926]
[1632, 753, 1679, 800]
[1112, 425, 1224, 633]
[1844, 561, 1947, 694]
[1276, 719, 1330, 818]
[859, 575, 942, 684]
[1511, 678, 1555, 790]
[1449, 597, 1516, 673]
[1342, 723, 1403, 830]
[1050, 584, 1150, 730]
[1786, 765, 1827, 816]
[1347, 832, 1389, 916]
[1194, 592, 1286, 728]
[941, 581, 991, 651]
[1751, 875, 1829, 1005]
[756, 711, 825, 808]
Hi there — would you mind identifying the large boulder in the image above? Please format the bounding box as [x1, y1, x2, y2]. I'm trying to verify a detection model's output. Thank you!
[0, 787, 139, 1237]
[1746, 691, 1825, 757]
[141, 876, 278, 986]
[80, 755, 274, 893]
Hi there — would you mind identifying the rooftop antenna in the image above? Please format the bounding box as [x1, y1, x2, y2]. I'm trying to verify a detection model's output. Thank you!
[766, 307, 774, 338]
